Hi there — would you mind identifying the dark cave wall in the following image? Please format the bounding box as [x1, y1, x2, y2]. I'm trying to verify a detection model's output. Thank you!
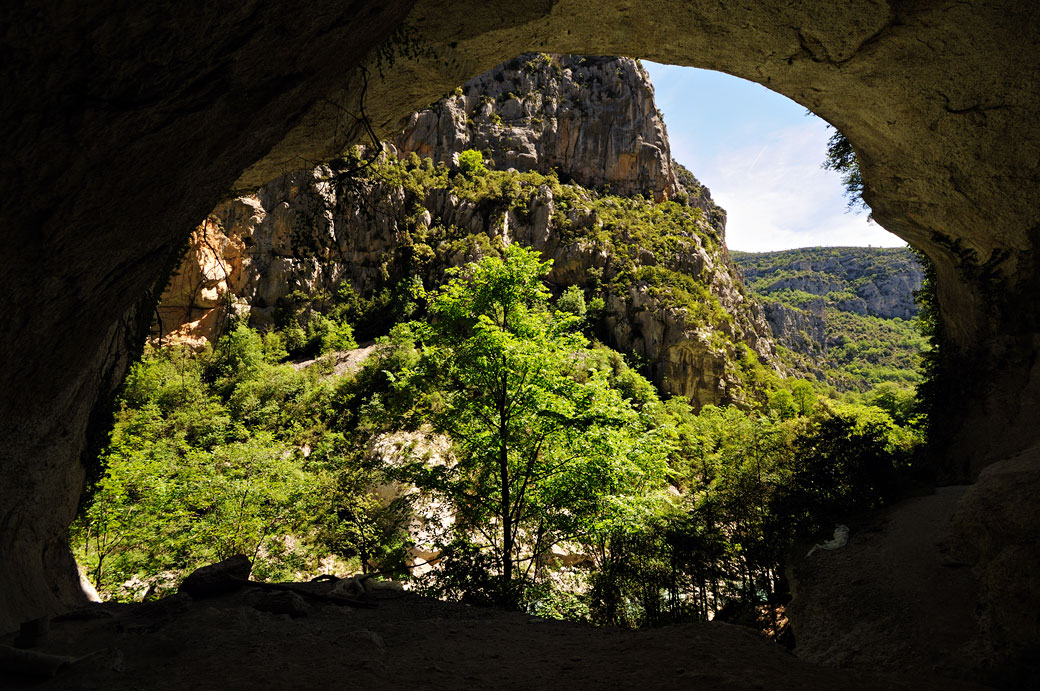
[1, 1, 1038, 660]
[0, 0, 417, 631]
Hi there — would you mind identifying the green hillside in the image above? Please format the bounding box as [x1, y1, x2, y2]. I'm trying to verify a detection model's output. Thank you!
[732, 247, 927, 393]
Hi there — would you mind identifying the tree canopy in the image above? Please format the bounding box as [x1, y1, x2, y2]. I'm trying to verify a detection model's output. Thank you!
[392, 245, 669, 605]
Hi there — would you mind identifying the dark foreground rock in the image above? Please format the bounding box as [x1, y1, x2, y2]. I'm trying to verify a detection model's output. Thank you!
[0, 586, 989, 691]
[178, 555, 252, 599]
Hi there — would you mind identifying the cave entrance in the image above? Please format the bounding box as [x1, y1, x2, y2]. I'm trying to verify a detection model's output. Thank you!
[70, 54, 931, 653]
[3, 4, 1038, 685]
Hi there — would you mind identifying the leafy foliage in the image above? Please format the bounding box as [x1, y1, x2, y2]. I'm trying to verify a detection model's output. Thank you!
[822, 129, 866, 211]
[586, 397, 919, 630]
[733, 247, 928, 393]
[71, 328, 406, 600]
[381, 246, 670, 607]
[457, 149, 487, 176]
[77, 148, 929, 639]
[316, 150, 768, 401]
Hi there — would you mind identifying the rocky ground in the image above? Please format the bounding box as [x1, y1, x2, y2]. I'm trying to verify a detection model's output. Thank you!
[2, 579, 991, 691]
[789, 487, 982, 680]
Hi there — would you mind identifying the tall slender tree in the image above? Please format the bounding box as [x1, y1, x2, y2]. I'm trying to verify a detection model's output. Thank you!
[402, 245, 667, 605]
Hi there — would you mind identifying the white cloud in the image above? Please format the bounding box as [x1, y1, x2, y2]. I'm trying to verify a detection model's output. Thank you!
[672, 117, 904, 252]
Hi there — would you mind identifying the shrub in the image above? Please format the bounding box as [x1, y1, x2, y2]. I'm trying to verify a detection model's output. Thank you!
[457, 149, 486, 176]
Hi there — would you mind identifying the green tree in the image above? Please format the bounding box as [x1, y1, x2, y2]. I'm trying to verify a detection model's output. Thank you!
[790, 379, 817, 417]
[822, 128, 866, 211]
[556, 285, 587, 319]
[457, 149, 487, 176]
[400, 245, 666, 605]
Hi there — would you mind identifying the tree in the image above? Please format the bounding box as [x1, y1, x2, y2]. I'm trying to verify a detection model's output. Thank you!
[399, 245, 666, 605]
[457, 148, 487, 176]
[822, 128, 867, 211]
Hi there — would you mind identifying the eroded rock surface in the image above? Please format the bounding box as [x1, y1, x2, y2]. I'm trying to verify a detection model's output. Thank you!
[395, 54, 681, 201]
[154, 54, 774, 408]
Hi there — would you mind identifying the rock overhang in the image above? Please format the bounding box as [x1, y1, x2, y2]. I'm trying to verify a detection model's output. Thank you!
[1, 2, 1039, 677]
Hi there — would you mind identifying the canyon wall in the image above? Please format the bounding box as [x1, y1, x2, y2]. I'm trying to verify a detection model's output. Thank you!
[155, 54, 775, 408]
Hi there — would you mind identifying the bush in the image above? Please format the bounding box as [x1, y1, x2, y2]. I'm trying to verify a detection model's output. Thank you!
[556, 285, 587, 319]
[457, 149, 486, 176]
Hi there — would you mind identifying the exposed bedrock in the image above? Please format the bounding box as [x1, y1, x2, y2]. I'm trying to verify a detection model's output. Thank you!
[2, 1, 1039, 679]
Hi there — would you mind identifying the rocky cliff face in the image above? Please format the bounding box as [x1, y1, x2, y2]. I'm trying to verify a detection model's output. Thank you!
[760, 300, 826, 358]
[154, 54, 776, 408]
[156, 156, 775, 407]
[395, 54, 680, 203]
[735, 247, 924, 321]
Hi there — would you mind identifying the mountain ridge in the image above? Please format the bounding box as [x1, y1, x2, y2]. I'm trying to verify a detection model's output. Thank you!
[732, 246, 925, 391]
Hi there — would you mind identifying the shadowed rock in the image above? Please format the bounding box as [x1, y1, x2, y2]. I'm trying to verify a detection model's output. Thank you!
[179, 556, 253, 599]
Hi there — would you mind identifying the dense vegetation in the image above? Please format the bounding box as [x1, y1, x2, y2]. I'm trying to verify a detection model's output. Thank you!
[732, 246, 927, 394]
[74, 246, 924, 637]
[308, 147, 767, 407]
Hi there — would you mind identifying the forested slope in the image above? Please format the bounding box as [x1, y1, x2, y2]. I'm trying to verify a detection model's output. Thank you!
[732, 247, 926, 392]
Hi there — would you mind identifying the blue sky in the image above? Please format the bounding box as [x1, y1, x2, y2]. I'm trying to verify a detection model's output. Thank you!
[644, 62, 905, 252]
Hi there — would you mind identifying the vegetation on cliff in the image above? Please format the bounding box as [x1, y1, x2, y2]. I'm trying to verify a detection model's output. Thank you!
[733, 246, 927, 393]
[75, 247, 924, 636]
[75, 54, 934, 637]
[279, 147, 770, 407]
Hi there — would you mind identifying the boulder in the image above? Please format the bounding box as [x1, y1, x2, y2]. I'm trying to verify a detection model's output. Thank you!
[178, 556, 252, 599]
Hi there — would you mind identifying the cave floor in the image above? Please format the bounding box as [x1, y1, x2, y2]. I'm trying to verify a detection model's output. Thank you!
[1, 583, 990, 690]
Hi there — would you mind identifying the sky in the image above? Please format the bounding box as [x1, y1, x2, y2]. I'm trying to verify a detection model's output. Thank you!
[643, 62, 905, 252]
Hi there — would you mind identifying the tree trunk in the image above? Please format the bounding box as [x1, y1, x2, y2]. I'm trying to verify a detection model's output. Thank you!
[498, 369, 512, 593]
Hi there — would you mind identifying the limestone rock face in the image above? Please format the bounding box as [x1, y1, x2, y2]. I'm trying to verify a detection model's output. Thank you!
[733, 248, 924, 380]
[155, 168, 353, 345]
[368, 430, 455, 573]
[735, 248, 925, 322]
[760, 301, 827, 360]
[395, 54, 682, 202]
[155, 56, 777, 408]
[157, 160, 775, 408]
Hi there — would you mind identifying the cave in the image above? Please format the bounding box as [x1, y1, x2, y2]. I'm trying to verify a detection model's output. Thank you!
[2, 0, 1038, 684]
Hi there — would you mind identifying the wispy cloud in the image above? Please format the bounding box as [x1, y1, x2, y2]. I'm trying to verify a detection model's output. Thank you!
[746, 145, 768, 174]
[679, 120, 903, 252]
[647, 62, 906, 252]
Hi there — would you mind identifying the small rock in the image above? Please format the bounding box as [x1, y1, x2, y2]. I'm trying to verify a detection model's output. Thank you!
[340, 629, 385, 652]
[178, 555, 252, 598]
[13, 617, 49, 649]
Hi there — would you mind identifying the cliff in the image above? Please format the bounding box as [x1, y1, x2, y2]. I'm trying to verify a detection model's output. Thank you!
[734, 247, 924, 320]
[154, 54, 777, 407]
[396, 55, 678, 202]
[732, 247, 926, 390]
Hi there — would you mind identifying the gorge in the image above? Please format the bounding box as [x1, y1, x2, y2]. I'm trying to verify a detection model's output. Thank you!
[2, 2, 1039, 688]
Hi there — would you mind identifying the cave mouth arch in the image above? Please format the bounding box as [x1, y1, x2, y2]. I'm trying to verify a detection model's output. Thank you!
[642, 61, 900, 252]
[2, 1, 1038, 681]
